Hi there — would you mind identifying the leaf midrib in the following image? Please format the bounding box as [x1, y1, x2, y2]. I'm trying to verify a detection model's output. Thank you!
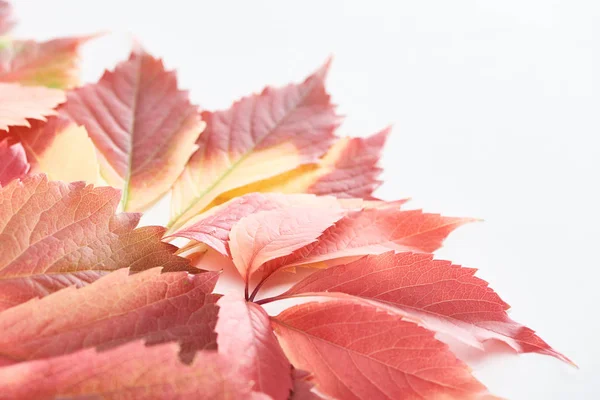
[272, 317, 474, 396]
[119, 54, 143, 210]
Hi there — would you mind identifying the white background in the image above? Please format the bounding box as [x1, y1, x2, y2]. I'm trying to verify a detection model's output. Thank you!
[14, 1, 599, 398]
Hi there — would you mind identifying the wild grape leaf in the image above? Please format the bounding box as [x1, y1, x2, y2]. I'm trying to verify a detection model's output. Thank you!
[216, 293, 292, 399]
[7, 116, 99, 184]
[217, 127, 389, 203]
[169, 60, 339, 233]
[0, 267, 219, 365]
[0, 341, 268, 399]
[273, 252, 572, 364]
[0, 36, 93, 89]
[0, 1, 14, 35]
[272, 301, 494, 400]
[0, 174, 193, 311]
[259, 208, 473, 283]
[61, 49, 203, 211]
[0, 138, 28, 185]
[169, 192, 344, 256]
[0, 82, 64, 130]
[228, 206, 345, 282]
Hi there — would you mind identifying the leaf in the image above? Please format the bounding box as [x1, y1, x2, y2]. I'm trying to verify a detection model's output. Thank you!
[0, 36, 94, 89]
[0, 1, 14, 35]
[0, 138, 28, 185]
[7, 116, 100, 184]
[228, 206, 345, 283]
[0, 341, 267, 399]
[272, 301, 493, 400]
[0, 82, 65, 130]
[273, 252, 572, 364]
[0, 174, 193, 311]
[216, 293, 292, 400]
[217, 127, 390, 203]
[169, 192, 344, 256]
[169, 59, 339, 233]
[61, 49, 203, 211]
[0, 268, 219, 366]
[259, 208, 473, 282]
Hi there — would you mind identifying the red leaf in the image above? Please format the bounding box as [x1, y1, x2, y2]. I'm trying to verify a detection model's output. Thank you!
[259, 208, 473, 281]
[0, 268, 219, 365]
[169, 59, 339, 232]
[0, 36, 93, 88]
[169, 192, 343, 256]
[61, 49, 203, 211]
[0, 174, 193, 311]
[274, 252, 571, 364]
[0, 341, 267, 399]
[0, 82, 64, 130]
[272, 301, 493, 400]
[308, 126, 389, 198]
[216, 293, 292, 399]
[0, 138, 28, 185]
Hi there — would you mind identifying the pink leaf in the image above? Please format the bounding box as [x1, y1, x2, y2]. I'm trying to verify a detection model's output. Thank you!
[0, 138, 28, 185]
[308, 126, 390, 198]
[0, 83, 64, 130]
[0, 1, 14, 35]
[0, 36, 94, 88]
[0, 174, 193, 311]
[0, 268, 219, 365]
[0, 341, 266, 399]
[216, 293, 292, 399]
[272, 301, 494, 400]
[61, 49, 203, 211]
[229, 206, 345, 282]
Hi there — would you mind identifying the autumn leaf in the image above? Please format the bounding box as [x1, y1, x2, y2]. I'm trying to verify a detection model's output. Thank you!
[0, 82, 64, 130]
[168, 59, 339, 233]
[0, 174, 193, 311]
[272, 301, 494, 400]
[0, 1, 14, 35]
[0, 268, 219, 366]
[169, 192, 344, 256]
[0, 138, 28, 185]
[216, 293, 292, 399]
[248, 207, 474, 298]
[7, 116, 100, 184]
[61, 49, 203, 211]
[217, 127, 390, 204]
[0, 341, 268, 399]
[262, 208, 474, 272]
[0, 36, 94, 89]
[229, 206, 345, 285]
[268, 252, 572, 365]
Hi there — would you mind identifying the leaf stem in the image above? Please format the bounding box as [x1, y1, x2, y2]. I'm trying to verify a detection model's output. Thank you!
[255, 294, 287, 305]
[248, 278, 268, 302]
